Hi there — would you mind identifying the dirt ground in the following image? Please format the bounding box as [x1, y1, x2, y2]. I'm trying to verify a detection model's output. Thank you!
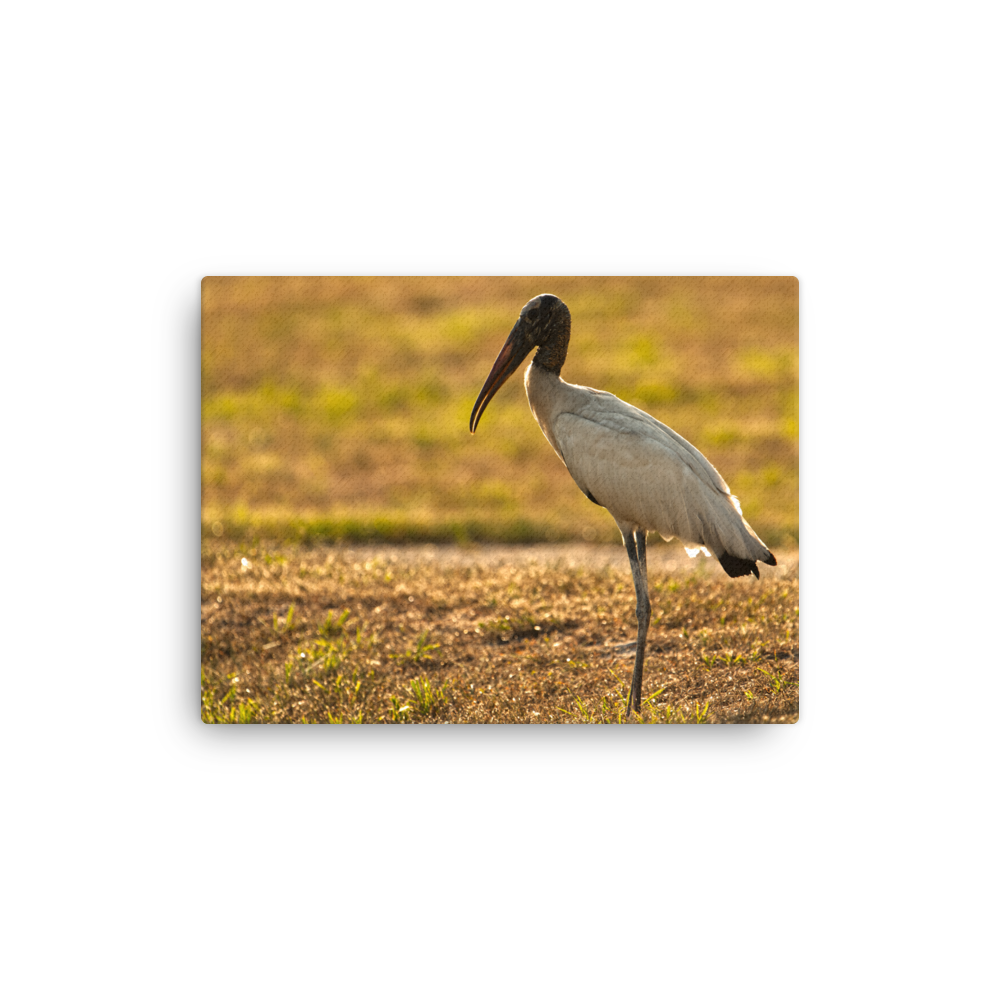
[201, 541, 799, 724]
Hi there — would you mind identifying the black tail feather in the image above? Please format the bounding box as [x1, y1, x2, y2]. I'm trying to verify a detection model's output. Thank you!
[718, 552, 761, 579]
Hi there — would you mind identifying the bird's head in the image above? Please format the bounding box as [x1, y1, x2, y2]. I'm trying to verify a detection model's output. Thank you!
[469, 294, 571, 433]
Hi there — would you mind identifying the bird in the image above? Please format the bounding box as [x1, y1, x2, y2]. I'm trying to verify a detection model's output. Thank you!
[469, 293, 776, 720]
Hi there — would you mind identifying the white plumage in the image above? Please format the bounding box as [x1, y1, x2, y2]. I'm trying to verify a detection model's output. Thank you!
[470, 293, 775, 719]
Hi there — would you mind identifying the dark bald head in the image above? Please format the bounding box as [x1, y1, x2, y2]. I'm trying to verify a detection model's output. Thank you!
[469, 294, 574, 432]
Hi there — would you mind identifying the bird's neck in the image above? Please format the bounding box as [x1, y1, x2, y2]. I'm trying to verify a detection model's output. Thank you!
[532, 317, 570, 375]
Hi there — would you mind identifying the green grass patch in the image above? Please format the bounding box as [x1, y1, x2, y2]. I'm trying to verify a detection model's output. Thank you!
[203, 277, 797, 545]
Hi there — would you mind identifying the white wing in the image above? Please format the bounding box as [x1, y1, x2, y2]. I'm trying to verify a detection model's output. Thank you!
[551, 388, 771, 563]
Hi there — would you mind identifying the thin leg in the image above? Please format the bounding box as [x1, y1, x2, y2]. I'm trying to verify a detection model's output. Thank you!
[623, 529, 651, 719]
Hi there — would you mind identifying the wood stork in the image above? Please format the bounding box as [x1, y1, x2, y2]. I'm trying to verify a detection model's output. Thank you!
[469, 293, 776, 719]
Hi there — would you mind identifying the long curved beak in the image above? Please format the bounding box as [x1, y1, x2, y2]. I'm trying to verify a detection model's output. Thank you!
[469, 321, 532, 433]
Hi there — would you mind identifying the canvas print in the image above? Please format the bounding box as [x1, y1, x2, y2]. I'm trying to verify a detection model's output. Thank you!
[202, 277, 798, 724]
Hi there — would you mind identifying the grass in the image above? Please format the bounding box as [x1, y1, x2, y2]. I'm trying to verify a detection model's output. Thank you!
[202, 277, 798, 547]
[201, 541, 798, 724]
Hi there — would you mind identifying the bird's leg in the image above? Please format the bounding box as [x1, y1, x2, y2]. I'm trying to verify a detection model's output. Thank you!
[623, 529, 651, 719]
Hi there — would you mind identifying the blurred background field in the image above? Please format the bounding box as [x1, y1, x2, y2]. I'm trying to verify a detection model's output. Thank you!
[202, 277, 798, 547]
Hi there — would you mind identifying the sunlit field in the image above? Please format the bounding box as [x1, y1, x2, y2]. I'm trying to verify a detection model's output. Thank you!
[202, 277, 797, 546]
[202, 544, 798, 724]
[201, 277, 798, 723]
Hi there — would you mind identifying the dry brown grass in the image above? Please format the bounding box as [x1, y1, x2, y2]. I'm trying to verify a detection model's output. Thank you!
[202, 541, 798, 724]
